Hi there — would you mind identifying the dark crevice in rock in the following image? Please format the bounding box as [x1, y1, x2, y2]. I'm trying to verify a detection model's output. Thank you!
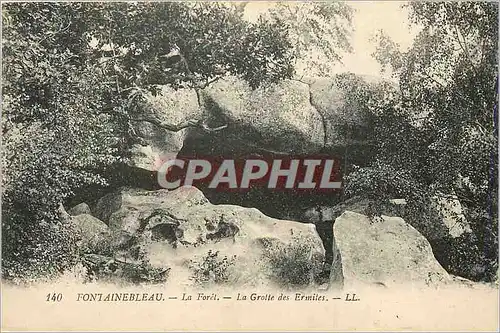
[206, 220, 240, 242]
[177, 128, 343, 221]
[140, 209, 187, 248]
[150, 223, 181, 244]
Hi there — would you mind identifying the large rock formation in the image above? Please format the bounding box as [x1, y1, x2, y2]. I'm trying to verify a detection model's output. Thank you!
[116, 73, 380, 222]
[127, 73, 382, 175]
[76, 188, 471, 289]
[89, 187, 325, 289]
[91, 73, 478, 288]
[334, 211, 452, 288]
[202, 76, 325, 154]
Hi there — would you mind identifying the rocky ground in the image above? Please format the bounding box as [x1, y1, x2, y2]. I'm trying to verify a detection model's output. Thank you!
[61, 186, 496, 291]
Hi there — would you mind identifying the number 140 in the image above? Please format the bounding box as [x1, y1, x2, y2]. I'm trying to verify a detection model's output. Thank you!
[46, 293, 63, 302]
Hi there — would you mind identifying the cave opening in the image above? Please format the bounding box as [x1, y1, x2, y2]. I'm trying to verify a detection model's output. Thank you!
[176, 127, 345, 222]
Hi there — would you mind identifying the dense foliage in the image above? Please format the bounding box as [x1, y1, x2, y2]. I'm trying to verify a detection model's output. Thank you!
[267, 2, 353, 76]
[345, 2, 498, 281]
[1, 2, 297, 281]
[264, 235, 324, 289]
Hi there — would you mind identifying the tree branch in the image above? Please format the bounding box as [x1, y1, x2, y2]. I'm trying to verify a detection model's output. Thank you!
[453, 25, 473, 66]
[114, 44, 229, 137]
[128, 116, 227, 133]
[38, 18, 72, 44]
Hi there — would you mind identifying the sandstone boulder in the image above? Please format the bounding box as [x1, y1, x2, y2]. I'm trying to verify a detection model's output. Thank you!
[94, 186, 324, 289]
[72, 214, 111, 254]
[129, 85, 201, 172]
[68, 202, 91, 216]
[333, 211, 451, 288]
[124, 73, 386, 176]
[305, 74, 388, 148]
[203, 76, 325, 154]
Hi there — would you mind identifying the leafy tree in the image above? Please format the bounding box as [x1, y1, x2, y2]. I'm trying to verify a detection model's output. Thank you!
[346, 2, 498, 281]
[1, 2, 296, 281]
[266, 2, 353, 76]
[2, 3, 120, 281]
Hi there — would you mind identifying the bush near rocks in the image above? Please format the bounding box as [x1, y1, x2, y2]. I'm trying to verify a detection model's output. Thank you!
[82, 254, 169, 285]
[263, 235, 324, 289]
[1, 208, 80, 284]
[188, 250, 237, 287]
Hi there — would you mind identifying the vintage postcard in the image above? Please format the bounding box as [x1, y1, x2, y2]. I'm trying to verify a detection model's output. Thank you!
[1, 1, 499, 331]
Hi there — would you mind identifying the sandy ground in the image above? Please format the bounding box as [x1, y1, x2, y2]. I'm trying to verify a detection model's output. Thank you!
[2, 279, 498, 332]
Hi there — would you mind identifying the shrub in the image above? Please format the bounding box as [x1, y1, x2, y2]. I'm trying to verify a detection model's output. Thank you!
[1, 209, 80, 284]
[264, 236, 323, 289]
[82, 254, 169, 285]
[189, 250, 237, 287]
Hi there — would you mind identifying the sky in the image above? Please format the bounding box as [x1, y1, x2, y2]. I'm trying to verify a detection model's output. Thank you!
[243, 1, 421, 79]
